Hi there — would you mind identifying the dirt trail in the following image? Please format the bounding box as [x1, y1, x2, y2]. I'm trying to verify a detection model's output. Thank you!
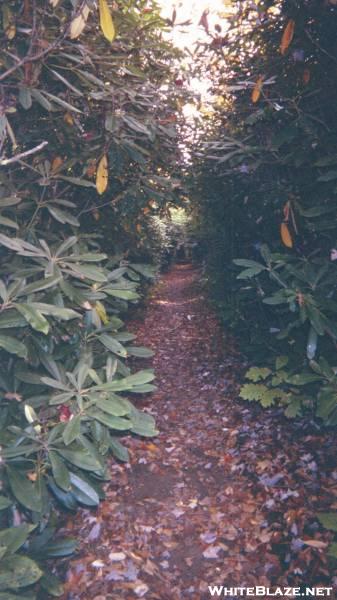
[61, 265, 335, 600]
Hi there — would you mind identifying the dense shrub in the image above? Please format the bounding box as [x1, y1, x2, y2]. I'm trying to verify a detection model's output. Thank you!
[189, 0, 337, 426]
[0, 1, 183, 596]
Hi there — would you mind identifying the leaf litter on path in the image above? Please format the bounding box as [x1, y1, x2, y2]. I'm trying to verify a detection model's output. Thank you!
[59, 265, 336, 599]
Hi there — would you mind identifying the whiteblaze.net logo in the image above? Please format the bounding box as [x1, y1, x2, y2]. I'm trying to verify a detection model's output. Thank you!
[208, 586, 334, 597]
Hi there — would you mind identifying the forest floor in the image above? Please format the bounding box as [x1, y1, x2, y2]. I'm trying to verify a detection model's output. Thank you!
[59, 264, 336, 600]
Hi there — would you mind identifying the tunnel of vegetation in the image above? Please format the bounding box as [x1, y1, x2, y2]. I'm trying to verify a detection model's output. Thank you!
[0, 0, 336, 597]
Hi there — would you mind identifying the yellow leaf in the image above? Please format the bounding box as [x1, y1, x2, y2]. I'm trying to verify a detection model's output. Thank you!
[51, 156, 63, 173]
[251, 76, 264, 104]
[280, 222, 293, 248]
[146, 443, 159, 453]
[95, 301, 109, 325]
[70, 5, 90, 39]
[6, 24, 16, 40]
[3, 6, 16, 40]
[99, 0, 116, 43]
[96, 154, 108, 195]
[215, 95, 225, 107]
[24, 404, 41, 434]
[280, 19, 295, 55]
[64, 112, 74, 126]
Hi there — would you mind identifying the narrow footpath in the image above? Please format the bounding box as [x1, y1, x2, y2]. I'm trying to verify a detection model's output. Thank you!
[60, 265, 336, 600]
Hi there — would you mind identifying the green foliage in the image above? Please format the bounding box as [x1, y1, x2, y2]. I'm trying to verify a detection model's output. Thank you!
[239, 383, 285, 408]
[241, 356, 307, 414]
[240, 351, 337, 422]
[0, 523, 75, 598]
[138, 207, 193, 271]
[188, 0, 337, 426]
[244, 367, 271, 382]
[317, 512, 337, 560]
[318, 513, 337, 533]
[0, 0, 182, 596]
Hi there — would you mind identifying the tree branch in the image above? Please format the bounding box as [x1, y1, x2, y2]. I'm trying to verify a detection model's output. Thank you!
[0, 141, 48, 166]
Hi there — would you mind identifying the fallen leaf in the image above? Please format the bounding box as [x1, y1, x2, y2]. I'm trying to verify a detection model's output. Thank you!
[134, 583, 149, 597]
[303, 539, 328, 549]
[172, 508, 185, 518]
[202, 545, 222, 559]
[200, 532, 217, 544]
[109, 551, 127, 562]
[91, 560, 105, 568]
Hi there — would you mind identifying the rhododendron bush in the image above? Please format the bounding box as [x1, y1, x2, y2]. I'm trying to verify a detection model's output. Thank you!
[0, 0, 183, 596]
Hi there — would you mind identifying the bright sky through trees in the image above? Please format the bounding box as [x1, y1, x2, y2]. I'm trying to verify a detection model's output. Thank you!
[159, 0, 227, 49]
[158, 1, 229, 118]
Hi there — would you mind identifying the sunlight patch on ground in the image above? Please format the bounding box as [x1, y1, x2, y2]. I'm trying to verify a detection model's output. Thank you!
[154, 296, 202, 306]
